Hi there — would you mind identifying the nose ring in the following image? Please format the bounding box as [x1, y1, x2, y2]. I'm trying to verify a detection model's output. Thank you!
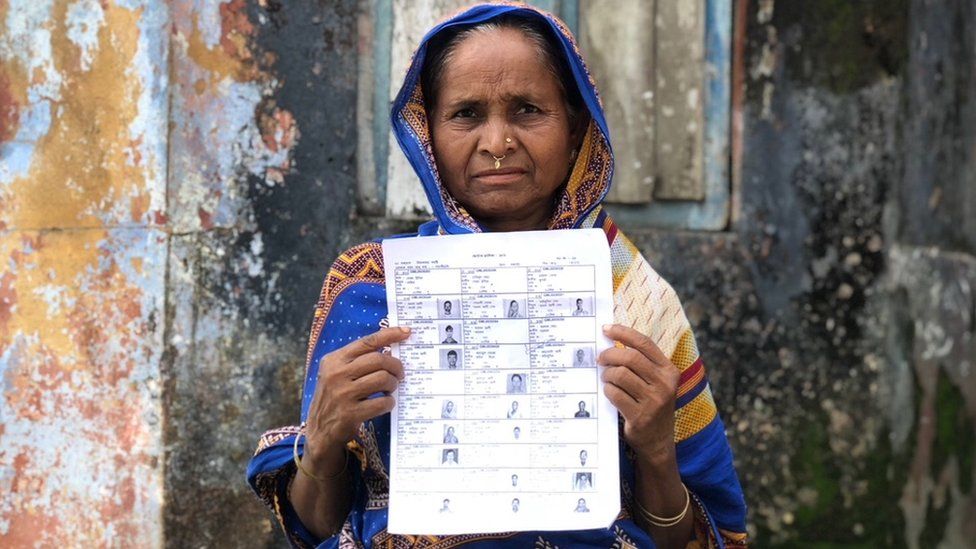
[505, 137, 512, 143]
[491, 154, 507, 169]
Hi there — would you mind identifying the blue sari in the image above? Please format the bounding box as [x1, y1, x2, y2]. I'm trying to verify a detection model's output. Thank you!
[247, 4, 748, 548]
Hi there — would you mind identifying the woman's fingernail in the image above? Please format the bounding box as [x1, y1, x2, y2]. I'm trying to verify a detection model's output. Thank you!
[602, 324, 612, 332]
[399, 326, 410, 334]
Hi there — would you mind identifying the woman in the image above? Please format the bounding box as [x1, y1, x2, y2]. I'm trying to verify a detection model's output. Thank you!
[442, 399, 457, 419]
[574, 400, 591, 418]
[443, 426, 458, 444]
[508, 373, 525, 393]
[506, 400, 520, 418]
[506, 300, 520, 318]
[247, 3, 748, 548]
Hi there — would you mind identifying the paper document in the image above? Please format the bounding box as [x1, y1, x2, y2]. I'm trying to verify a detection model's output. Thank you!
[383, 229, 619, 535]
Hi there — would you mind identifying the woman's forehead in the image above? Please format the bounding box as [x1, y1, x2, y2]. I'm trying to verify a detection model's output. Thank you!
[446, 25, 544, 65]
[436, 31, 560, 97]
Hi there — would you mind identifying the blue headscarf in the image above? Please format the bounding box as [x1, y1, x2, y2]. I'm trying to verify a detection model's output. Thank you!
[391, 3, 615, 235]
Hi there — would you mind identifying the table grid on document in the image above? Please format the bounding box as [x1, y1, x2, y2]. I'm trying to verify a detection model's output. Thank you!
[392, 265, 602, 496]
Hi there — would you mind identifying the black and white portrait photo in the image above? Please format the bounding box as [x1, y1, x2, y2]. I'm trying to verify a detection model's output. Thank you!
[574, 472, 593, 491]
[437, 298, 461, 319]
[506, 399, 521, 418]
[570, 296, 592, 317]
[441, 399, 457, 419]
[502, 298, 525, 318]
[507, 373, 527, 393]
[574, 400, 591, 418]
[443, 425, 458, 444]
[442, 448, 459, 465]
[440, 323, 460, 344]
[574, 498, 590, 513]
[440, 348, 462, 369]
[571, 347, 593, 367]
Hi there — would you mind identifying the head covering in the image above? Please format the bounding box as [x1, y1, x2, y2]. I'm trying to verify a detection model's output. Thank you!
[248, 4, 748, 547]
[391, 2, 614, 234]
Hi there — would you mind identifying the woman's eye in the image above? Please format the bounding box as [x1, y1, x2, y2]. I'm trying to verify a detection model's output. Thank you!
[452, 108, 476, 119]
[516, 104, 541, 115]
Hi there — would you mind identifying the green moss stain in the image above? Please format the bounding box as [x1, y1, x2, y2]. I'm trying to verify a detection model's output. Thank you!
[777, 0, 909, 93]
[930, 371, 974, 491]
[917, 370, 974, 545]
[917, 491, 950, 549]
[761, 412, 911, 548]
[792, 419, 838, 529]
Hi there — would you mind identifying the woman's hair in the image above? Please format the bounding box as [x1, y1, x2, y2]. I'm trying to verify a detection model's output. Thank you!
[420, 13, 585, 127]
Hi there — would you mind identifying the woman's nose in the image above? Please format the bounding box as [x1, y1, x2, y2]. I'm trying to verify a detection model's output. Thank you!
[479, 119, 515, 157]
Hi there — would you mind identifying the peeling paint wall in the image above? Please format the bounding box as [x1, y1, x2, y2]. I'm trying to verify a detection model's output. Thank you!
[0, 0, 168, 545]
[1, 0, 973, 547]
[0, 0, 331, 546]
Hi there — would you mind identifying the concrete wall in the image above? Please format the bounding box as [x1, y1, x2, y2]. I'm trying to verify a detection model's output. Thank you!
[0, 0, 973, 547]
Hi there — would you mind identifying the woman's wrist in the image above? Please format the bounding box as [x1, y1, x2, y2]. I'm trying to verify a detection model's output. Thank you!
[301, 434, 349, 478]
[290, 439, 354, 541]
[634, 442, 679, 475]
[633, 443, 694, 546]
[633, 442, 685, 517]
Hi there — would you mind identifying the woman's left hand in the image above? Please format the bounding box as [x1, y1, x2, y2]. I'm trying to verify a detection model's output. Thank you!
[597, 324, 680, 461]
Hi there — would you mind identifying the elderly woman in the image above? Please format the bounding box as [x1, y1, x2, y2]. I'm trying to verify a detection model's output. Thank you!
[247, 3, 747, 548]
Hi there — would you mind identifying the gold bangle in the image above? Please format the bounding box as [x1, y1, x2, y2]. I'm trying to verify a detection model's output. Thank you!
[635, 483, 690, 528]
[292, 423, 348, 483]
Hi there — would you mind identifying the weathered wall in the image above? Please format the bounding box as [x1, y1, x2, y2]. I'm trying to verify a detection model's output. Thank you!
[1, 0, 973, 547]
[0, 0, 169, 545]
[719, 0, 975, 545]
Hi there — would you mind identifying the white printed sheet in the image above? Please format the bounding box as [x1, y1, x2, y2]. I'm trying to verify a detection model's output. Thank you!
[383, 229, 619, 535]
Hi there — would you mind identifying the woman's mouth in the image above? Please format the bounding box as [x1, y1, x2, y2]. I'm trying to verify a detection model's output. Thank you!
[472, 168, 527, 185]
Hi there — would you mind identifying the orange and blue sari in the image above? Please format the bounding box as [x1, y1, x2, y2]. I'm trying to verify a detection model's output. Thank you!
[248, 3, 748, 547]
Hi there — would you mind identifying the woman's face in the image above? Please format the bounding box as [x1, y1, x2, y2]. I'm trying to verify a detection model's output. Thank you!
[429, 27, 580, 232]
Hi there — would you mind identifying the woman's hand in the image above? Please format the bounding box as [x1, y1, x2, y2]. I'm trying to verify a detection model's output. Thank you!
[599, 324, 694, 547]
[597, 324, 680, 462]
[302, 326, 411, 473]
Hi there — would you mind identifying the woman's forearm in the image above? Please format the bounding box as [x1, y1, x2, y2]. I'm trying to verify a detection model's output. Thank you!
[289, 440, 354, 540]
[633, 447, 695, 549]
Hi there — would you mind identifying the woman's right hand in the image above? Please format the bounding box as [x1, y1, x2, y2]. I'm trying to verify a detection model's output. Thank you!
[301, 326, 411, 475]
